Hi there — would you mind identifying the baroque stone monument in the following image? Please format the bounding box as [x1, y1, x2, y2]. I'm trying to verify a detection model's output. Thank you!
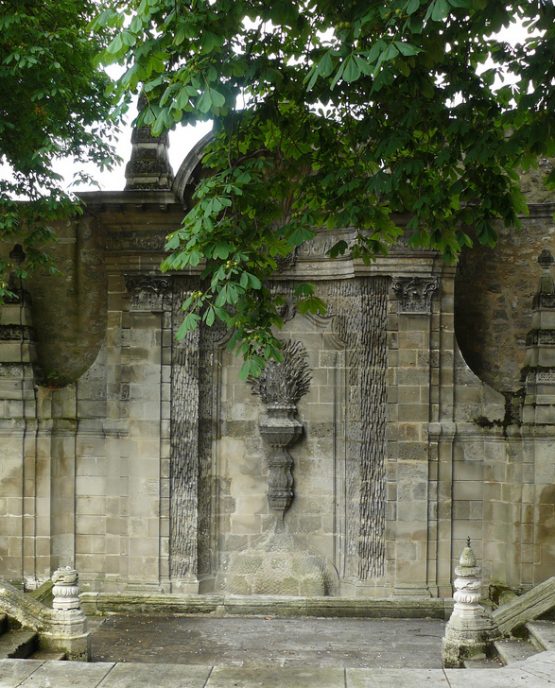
[0, 128, 554, 609]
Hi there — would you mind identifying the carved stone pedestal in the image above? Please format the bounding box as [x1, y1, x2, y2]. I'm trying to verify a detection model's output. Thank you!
[258, 404, 302, 518]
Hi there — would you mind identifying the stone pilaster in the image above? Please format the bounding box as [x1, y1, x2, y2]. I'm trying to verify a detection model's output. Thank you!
[522, 249, 555, 424]
[391, 275, 439, 596]
[0, 290, 40, 585]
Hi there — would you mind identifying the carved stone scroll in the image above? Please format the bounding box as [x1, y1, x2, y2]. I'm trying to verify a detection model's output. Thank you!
[393, 276, 439, 314]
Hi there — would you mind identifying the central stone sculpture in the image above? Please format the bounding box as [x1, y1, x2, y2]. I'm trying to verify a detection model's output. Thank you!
[224, 339, 337, 596]
[249, 339, 311, 518]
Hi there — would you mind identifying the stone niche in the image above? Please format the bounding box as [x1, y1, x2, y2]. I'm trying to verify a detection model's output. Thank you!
[166, 274, 392, 595]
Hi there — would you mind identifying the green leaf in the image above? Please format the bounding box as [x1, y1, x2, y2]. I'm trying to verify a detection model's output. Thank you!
[213, 242, 233, 259]
[247, 273, 262, 289]
[318, 51, 335, 78]
[342, 55, 361, 83]
[204, 307, 215, 326]
[406, 0, 420, 15]
[431, 0, 450, 21]
[210, 88, 226, 108]
[197, 90, 212, 113]
[106, 34, 123, 55]
[395, 41, 421, 57]
[176, 313, 200, 339]
[383, 43, 399, 62]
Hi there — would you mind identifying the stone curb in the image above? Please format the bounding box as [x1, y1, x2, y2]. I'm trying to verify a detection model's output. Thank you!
[1, 651, 554, 688]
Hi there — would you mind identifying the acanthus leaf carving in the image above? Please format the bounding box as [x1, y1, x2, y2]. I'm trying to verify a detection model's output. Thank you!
[392, 276, 439, 314]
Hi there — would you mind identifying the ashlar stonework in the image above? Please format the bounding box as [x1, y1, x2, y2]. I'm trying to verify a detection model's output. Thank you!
[1, 131, 554, 606]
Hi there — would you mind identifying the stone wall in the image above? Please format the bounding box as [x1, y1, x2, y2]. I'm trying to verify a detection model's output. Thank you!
[1, 187, 554, 599]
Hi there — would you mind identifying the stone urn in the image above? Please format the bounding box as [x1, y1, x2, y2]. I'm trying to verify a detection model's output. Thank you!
[249, 340, 311, 519]
[258, 402, 303, 517]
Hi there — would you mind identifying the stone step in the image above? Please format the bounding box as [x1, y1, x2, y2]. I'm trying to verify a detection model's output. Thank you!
[463, 656, 503, 669]
[29, 649, 66, 661]
[494, 637, 537, 665]
[526, 620, 555, 651]
[0, 628, 38, 659]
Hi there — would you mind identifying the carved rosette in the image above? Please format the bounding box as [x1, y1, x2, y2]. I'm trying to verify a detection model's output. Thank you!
[125, 274, 172, 312]
[51, 566, 81, 611]
[249, 340, 311, 518]
[392, 276, 439, 314]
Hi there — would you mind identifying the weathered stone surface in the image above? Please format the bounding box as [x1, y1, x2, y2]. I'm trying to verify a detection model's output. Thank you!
[455, 212, 555, 394]
[347, 669, 450, 687]
[97, 663, 210, 688]
[207, 667, 345, 688]
[0, 659, 44, 688]
[493, 576, 555, 635]
[15, 661, 114, 688]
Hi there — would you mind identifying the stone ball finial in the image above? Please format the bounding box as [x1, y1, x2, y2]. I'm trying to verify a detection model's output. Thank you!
[538, 249, 554, 270]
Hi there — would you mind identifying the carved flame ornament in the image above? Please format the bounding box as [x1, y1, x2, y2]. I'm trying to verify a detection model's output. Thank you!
[249, 340, 311, 518]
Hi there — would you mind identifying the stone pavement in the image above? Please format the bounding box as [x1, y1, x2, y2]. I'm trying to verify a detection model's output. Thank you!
[1, 654, 555, 688]
[89, 617, 447, 668]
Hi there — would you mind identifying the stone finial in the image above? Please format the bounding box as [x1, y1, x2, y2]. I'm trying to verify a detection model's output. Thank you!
[442, 540, 499, 667]
[538, 249, 554, 271]
[52, 566, 81, 611]
[124, 93, 174, 191]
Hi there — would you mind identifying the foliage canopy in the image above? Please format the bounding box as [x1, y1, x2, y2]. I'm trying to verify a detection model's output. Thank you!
[5, 1, 553, 378]
[0, 0, 119, 297]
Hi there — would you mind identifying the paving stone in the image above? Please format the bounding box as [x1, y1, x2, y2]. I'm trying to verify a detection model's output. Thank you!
[494, 638, 537, 664]
[445, 667, 554, 687]
[347, 668, 450, 687]
[96, 662, 212, 688]
[515, 651, 555, 683]
[206, 666, 345, 688]
[0, 659, 43, 688]
[90, 616, 445, 668]
[527, 621, 555, 651]
[16, 661, 114, 688]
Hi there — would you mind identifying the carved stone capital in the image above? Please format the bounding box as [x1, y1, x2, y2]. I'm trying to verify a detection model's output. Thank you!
[393, 276, 439, 314]
[125, 274, 172, 312]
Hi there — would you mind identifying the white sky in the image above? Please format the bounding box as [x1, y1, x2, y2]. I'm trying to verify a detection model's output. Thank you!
[59, 98, 212, 193]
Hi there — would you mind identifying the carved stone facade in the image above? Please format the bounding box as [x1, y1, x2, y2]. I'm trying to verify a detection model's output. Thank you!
[1, 143, 555, 605]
